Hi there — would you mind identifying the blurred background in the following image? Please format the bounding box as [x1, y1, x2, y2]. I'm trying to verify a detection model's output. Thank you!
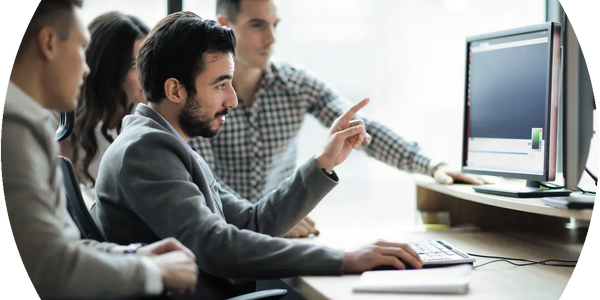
[78, 0, 596, 226]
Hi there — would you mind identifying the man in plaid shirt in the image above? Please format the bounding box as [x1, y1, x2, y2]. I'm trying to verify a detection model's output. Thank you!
[190, 0, 485, 237]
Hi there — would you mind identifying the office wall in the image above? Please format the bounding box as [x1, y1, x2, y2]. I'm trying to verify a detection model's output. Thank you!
[80, 0, 167, 28]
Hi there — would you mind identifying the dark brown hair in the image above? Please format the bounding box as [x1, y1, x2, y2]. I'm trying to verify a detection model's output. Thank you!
[71, 11, 149, 186]
[16, 0, 83, 61]
[137, 11, 237, 103]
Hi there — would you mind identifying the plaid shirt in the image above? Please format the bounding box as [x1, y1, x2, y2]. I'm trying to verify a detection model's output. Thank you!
[189, 62, 437, 203]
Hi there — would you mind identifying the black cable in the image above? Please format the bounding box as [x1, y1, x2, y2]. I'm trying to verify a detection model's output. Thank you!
[473, 259, 538, 269]
[585, 169, 597, 182]
[576, 187, 596, 195]
[468, 253, 577, 263]
[473, 259, 576, 269]
[467, 253, 577, 269]
[584, 191, 596, 195]
[585, 168, 598, 186]
[537, 181, 564, 189]
[574, 171, 597, 192]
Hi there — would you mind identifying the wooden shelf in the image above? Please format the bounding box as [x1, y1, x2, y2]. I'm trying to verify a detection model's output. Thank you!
[413, 175, 593, 221]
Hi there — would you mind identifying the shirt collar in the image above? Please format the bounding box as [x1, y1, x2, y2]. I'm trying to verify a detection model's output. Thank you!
[141, 104, 189, 144]
[5, 81, 50, 123]
[138, 104, 204, 165]
[260, 61, 289, 88]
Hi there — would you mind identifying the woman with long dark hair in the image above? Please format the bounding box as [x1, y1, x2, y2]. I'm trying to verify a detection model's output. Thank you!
[68, 12, 149, 207]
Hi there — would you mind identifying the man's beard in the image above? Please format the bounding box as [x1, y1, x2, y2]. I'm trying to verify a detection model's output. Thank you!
[179, 95, 228, 139]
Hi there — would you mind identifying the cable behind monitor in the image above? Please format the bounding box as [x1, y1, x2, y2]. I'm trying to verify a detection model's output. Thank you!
[467, 253, 577, 269]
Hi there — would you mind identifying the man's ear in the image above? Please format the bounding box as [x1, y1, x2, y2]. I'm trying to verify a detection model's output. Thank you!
[217, 15, 228, 27]
[164, 78, 187, 104]
[37, 27, 59, 61]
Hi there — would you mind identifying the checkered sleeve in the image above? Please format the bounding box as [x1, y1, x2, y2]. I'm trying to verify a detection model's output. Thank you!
[302, 70, 433, 174]
[188, 137, 243, 198]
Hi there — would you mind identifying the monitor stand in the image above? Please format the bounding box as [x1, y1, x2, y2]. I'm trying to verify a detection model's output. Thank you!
[473, 180, 572, 198]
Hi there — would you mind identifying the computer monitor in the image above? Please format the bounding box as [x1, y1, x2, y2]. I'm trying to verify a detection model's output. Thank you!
[562, 15, 594, 190]
[461, 22, 570, 198]
[541, 14, 597, 210]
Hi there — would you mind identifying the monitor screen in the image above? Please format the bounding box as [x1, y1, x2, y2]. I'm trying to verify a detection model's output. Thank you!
[463, 23, 561, 181]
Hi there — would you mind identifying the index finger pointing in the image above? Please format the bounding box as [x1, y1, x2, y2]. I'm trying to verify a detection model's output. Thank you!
[341, 98, 370, 121]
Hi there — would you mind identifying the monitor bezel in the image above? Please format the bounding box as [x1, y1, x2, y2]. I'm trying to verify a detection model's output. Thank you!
[461, 22, 561, 181]
[562, 15, 594, 189]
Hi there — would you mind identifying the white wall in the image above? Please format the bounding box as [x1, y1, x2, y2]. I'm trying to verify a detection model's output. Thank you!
[80, 0, 167, 28]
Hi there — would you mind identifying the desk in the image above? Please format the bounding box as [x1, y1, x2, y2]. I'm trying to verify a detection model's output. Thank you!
[282, 175, 590, 300]
[414, 176, 593, 241]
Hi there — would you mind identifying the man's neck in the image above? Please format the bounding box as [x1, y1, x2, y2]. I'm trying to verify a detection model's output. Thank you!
[233, 61, 265, 107]
[10, 64, 47, 109]
[147, 102, 190, 142]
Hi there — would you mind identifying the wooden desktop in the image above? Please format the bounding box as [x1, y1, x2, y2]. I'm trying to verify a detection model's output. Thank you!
[282, 175, 592, 300]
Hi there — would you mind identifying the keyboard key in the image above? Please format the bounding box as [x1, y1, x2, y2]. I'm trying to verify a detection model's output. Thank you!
[408, 241, 473, 265]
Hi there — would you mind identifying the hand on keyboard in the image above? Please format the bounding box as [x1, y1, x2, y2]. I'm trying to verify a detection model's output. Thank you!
[341, 240, 424, 273]
[409, 241, 471, 263]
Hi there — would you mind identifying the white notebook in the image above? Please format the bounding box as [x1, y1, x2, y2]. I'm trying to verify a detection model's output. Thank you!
[353, 264, 472, 294]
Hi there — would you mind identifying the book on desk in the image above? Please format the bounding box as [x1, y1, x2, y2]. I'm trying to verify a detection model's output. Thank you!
[353, 264, 472, 294]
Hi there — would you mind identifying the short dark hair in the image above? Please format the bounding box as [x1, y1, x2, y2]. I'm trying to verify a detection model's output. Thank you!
[216, 0, 242, 24]
[137, 11, 237, 103]
[72, 11, 149, 186]
[16, 0, 83, 61]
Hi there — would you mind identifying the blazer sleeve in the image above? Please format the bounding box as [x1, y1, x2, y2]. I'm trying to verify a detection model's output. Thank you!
[119, 133, 345, 279]
[220, 157, 338, 238]
[1, 119, 149, 299]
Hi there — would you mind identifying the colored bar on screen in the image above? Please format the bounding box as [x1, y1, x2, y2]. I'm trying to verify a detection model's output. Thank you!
[531, 128, 542, 150]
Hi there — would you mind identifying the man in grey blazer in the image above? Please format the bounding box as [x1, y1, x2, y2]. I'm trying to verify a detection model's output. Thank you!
[92, 11, 423, 298]
[2, 1, 198, 298]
